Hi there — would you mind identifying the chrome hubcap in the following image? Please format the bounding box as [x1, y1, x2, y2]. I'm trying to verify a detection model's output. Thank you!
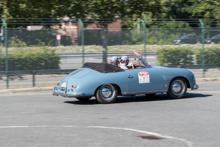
[100, 84, 115, 100]
[172, 83, 181, 93]
[171, 80, 185, 96]
[101, 88, 111, 97]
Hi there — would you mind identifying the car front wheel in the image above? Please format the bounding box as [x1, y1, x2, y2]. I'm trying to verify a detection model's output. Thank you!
[167, 78, 187, 98]
[96, 84, 118, 104]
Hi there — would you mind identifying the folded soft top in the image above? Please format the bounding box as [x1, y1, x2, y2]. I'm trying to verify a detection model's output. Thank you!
[83, 62, 124, 73]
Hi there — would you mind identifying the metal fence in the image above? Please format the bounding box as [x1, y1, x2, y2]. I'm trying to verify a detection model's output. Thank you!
[1, 18, 220, 89]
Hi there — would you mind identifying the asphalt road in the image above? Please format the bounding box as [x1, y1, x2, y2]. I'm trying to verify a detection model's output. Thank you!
[0, 81, 220, 147]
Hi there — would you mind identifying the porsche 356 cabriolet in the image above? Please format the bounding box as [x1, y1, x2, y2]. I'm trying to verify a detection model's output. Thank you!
[53, 52, 198, 104]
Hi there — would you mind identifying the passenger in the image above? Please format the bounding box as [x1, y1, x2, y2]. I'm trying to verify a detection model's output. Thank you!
[119, 56, 130, 69]
[110, 56, 120, 67]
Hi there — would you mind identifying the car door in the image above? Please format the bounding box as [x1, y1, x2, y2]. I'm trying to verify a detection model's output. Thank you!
[217, 36, 220, 43]
[184, 36, 191, 44]
[124, 68, 164, 94]
[189, 36, 195, 44]
[214, 36, 220, 43]
[194, 36, 200, 44]
[191, 36, 195, 44]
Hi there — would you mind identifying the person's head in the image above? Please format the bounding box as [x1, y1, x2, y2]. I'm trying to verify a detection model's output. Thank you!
[110, 56, 119, 66]
[120, 56, 129, 65]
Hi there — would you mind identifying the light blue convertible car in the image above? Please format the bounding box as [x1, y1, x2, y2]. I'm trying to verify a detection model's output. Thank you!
[53, 52, 199, 104]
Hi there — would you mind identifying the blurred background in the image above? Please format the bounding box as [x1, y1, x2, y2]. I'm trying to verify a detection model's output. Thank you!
[1, 0, 220, 89]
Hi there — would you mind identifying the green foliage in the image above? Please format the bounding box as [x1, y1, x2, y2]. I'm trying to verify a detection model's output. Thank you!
[2, 0, 70, 19]
[147, 27, 196, 45]
[7, 29, 71, 47]
[192, 0, 220, 27]
[8, 29, 55, 46]
[196, 47, 220, 65]
[1, 0, 220, 29]
[156, 46, 220, 66]
[156, 47, 194, 66]
[193, 0, 220, 19]
[121, 27, 199, 45]
[122, 29, 143, 45]
[0, 46, 2, 54]
[0, 47, 60, 71]
[161, 0, 199, 19]
[8, 38, 27, 47]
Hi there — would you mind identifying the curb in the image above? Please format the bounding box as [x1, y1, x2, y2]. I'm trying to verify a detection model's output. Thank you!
[196, 78, 220, 83]
[0, 78, 220, 94]
[0, 87, 53, 94]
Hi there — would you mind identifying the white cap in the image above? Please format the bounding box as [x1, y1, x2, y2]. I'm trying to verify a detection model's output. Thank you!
[111, 56, 119, 62]
[121, 56, 129, 61]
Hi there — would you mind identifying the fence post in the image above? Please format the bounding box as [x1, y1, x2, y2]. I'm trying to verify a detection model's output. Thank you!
[199, 19, 205, 78]
[1, 18, 9, 88]
[78, 19, 84, 66]
[32, 70, 35, 87]
[141, 19, 146, 60]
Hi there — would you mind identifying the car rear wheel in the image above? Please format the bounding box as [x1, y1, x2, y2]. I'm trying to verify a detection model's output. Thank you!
[76, 97, 91, 101]
[167, 78, 187, 98]
[96, 84, 118, 104]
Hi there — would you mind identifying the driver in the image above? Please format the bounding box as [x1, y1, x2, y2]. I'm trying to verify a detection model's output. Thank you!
[119, 56, 130, 69]
[119, 52, 147, 69]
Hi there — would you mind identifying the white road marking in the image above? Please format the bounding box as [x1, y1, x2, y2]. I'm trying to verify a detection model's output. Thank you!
[0, 125, 50, 128]
[0, 125, 193, 147]
[89, 126, 193, 147]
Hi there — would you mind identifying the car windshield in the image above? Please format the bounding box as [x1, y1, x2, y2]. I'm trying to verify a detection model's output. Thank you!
[181, 35, 190, 39]
[127, 53, 151, 68]
[211, 35, 220, 39]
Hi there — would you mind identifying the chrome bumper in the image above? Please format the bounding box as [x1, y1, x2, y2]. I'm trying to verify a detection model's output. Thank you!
[53, 90, 84, 97]
[193, 84, 199, 90]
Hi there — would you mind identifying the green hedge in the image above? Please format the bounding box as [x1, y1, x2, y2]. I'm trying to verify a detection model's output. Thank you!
[156, 47, 194, 66]
[156, 46, 220, 66]
[196, 47, 220, 65]
[0, 48, 60, 71]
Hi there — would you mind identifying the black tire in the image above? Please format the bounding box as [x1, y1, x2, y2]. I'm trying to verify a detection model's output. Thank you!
[96, 84, 118, 104]
[76, 97, 91, 102]
[167, 78, 187, 98]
